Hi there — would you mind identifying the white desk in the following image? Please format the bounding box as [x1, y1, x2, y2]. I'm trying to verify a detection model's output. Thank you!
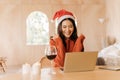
[0, 66, 120, 80]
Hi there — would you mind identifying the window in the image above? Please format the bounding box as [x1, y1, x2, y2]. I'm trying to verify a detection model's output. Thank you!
[26, 11, 49, 45]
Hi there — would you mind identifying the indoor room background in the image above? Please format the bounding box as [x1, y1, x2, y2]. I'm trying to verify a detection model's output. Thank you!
[0, 0, 120, 67]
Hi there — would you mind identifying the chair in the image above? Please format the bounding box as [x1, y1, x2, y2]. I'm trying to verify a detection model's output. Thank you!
[40, 56, 51, 68]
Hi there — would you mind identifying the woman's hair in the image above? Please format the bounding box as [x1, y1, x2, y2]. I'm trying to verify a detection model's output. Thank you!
[57, 18, 78, 47]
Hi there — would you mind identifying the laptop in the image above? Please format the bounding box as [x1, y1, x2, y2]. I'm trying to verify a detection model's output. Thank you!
[63, 51, 98, 72]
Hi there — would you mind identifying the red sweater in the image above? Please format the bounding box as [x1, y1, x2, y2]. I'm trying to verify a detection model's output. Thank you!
[50, 34, 85, 67]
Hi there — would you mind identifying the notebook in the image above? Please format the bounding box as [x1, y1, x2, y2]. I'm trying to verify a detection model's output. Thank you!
[63, 51, 98, 72]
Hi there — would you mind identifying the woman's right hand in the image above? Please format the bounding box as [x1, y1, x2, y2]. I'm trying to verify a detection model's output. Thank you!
[50, 34, 59, 40]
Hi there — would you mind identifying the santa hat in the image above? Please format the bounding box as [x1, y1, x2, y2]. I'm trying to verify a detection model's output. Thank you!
[52, 9, 76, 27]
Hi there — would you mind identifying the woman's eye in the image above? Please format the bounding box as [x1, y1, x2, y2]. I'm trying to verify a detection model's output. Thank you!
[62, 25, 73, 29]
[62, 26, 67, 28]
[69, 25, 73, 28]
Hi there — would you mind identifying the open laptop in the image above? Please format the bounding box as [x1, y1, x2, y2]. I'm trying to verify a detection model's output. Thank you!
[63, 51, 98, 72]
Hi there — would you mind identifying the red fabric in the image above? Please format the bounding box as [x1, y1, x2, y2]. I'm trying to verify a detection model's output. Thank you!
[53, 9, 74, 20]
[50, 34, 85, 67]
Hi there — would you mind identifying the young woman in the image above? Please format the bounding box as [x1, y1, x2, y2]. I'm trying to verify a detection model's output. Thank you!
[50, 9, 85, 67]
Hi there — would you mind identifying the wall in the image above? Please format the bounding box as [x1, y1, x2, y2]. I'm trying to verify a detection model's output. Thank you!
[106, 0, 120, 44]
[0, 0, 105, 67]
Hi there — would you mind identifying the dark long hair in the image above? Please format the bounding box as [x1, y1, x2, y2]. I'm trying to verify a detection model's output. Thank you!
[57, 18, 78, 48]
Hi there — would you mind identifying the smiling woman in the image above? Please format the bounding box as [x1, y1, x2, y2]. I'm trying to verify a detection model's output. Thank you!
[50, 9, 85, 67]
[26, 11, 49, 45]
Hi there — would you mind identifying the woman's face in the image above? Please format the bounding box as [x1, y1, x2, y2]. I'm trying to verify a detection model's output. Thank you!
[61, 19, 74, 38]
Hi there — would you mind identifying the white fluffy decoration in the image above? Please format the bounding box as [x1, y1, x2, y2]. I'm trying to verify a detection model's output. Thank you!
[98, 43, 120, 66]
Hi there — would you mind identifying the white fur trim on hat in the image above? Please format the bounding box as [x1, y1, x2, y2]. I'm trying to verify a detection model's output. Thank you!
[56, 15, 75, 26]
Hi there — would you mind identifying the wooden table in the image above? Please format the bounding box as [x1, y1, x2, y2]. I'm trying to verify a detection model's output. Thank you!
[0, 66, 120, 80]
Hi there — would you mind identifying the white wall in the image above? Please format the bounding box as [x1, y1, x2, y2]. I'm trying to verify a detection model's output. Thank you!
[106, 0, 120, 44]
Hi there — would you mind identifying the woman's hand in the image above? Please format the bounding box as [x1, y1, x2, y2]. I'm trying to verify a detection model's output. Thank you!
[79, 34, 85, 43]
[50, 34, 59, 40]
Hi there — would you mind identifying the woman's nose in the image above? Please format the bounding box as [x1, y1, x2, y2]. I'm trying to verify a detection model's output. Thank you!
[66, 27, 70, 31]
